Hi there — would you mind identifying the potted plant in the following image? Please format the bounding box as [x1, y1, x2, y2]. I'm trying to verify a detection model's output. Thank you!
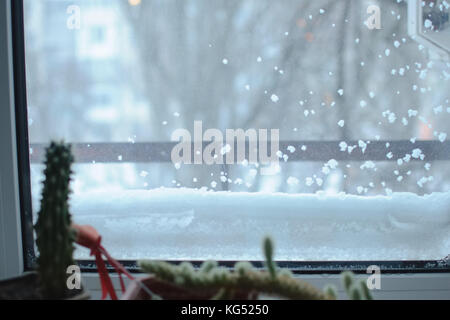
[123, 237, 372, 300]
[0, 141, 89, 300]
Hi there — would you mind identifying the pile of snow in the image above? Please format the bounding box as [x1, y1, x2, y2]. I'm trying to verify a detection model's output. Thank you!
[69, 188, 450, 261]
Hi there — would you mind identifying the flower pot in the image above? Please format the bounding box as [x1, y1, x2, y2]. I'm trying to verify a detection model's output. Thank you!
[121, 276, 257, 300]
[0, 271, 89, 300]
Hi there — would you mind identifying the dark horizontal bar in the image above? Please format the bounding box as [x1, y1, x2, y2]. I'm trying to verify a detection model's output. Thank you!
[29, 140, 450, 164]
[77, 259, 450, 274]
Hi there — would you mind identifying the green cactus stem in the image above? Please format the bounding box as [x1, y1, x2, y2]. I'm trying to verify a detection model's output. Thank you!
[34, 141, 76, 299]
[340, 271, 373, 300]
[139, 237, 331, 300]
[140, 237, 374, 300]
[263, 236, 276, 279]
[323, 285, 338, 300]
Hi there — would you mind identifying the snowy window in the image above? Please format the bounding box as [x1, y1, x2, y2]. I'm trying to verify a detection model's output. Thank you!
[24, 0, 450, 264]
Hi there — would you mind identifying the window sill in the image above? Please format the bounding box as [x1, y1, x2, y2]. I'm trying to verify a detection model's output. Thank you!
[81, 272, 450, 300]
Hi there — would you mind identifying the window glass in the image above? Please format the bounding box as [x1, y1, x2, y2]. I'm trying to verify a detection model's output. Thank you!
[24, 0, 450, 261]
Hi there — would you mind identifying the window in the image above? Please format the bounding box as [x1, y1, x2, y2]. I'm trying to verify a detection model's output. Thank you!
[408, 0, 450, 59]
[20, 0, 450, 270]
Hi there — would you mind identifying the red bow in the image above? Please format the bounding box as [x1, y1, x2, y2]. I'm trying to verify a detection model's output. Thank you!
[73, 224, 135, 300]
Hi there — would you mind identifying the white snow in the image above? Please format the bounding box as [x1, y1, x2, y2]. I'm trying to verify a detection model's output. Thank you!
[305, 177, 314, 186]
[360, 161, 376, 171]
[68, 188, 450, 261]
[139, 171, 149, 178]
[382, 110, 397, 123]
[339, 141, 347, 152]
[287, 146, 296, 153]
[433, 105, 443, 114]
[403, 154, 411, 163]
[411, 148, 424, 160]
[270, 94, 279, 103]
[424, 19, 433, 29]
[417, 176, 433, 188]
[347, 145, 356, 154]
[358, 140, 368, 153]
[408, 109, 418, 117]
[220, 144, 232, 155]
[322, 159, 338, 175]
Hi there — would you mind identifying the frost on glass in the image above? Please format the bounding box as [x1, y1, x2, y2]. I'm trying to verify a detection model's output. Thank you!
[24, 0, 450, 261]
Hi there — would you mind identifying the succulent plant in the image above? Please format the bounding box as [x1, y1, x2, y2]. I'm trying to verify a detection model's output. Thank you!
[140, 237, 374, 300]
[34, 141, 76, 299]
[139, 237, 332, 300]
[341, 271, 373, 300]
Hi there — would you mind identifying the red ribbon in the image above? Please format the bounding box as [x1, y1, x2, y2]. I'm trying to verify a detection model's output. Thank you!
[73, 224, 135, 300]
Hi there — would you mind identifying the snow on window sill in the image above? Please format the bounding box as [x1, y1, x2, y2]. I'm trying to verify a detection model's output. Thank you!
[70, 188, 450, 261]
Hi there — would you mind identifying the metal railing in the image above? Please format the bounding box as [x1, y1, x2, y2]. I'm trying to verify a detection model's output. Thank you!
[29, 140, 450, 191]
[29, 140, 450, 163]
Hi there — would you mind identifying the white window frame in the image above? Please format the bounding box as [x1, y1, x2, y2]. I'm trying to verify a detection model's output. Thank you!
[408, 0, 450, 60]
[1, 0, 449, 299]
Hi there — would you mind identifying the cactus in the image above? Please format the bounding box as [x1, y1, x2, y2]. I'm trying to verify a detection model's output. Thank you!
[341, 271, 373, 300]
[323, 285, 338, 300]
[140, 237, 375, 300]
[139, 237, 332, 300]
[263, 237, 276, 279]
[34, 141, 76, 299]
